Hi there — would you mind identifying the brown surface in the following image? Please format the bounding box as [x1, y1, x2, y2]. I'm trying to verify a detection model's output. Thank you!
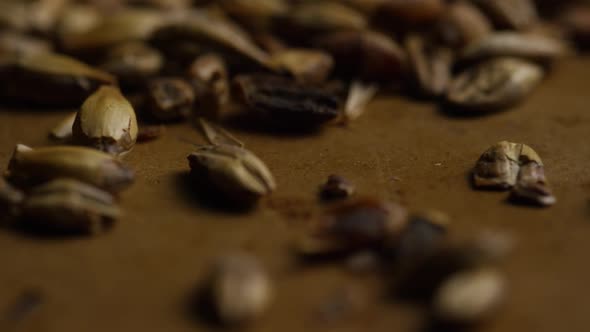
[1, 57, 590, 332]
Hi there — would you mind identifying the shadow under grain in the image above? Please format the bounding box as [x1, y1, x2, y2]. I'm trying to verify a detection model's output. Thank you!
[420, 317, 472, 332]
[467, 171, 515, 193]
[0, 98, 78, 112]
[505, 195, 551, 209]
[183, 284, 225, 329]
[437, 102, 515, 120]
[173, 171, 257, 215]
[1, 219, 112, 240]
[222, 112, 325, 138]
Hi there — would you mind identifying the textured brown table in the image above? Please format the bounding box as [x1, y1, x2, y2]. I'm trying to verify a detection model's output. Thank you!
[1, 57, 589, 332]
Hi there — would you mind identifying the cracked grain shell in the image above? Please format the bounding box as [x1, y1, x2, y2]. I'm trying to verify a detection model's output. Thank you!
[73, 86, 138, 155]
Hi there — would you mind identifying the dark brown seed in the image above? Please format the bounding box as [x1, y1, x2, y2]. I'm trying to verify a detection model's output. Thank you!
[405, 34, 453, 97]
[438, 1, 493, 48]
[377, 0, 445, 25]
[100, 41, 163, 88]
[146, 78, 195, 122]
[341, 0, 384, 15]
[220, 0, 290, 32]
[234, 74, 342, 128]
[447, 57, 544, 112]
[473, 0, 538, 30]
[319, 175, 355, 201]
[561, 5, 590, 49]
[313, 30, 406, 82]
[126, 0, 192, 9]
[395, 236, 507, 299]
[0, 52, 116, 106]
[279, 2, 368, 39]
[126, 92, 148, 116]
[533, 0, 563, 15]
[295, 198, 408, 256]
[252, 32, 287, 54]
[391, 211, 450, 264]
[359, 31, 407, 82]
